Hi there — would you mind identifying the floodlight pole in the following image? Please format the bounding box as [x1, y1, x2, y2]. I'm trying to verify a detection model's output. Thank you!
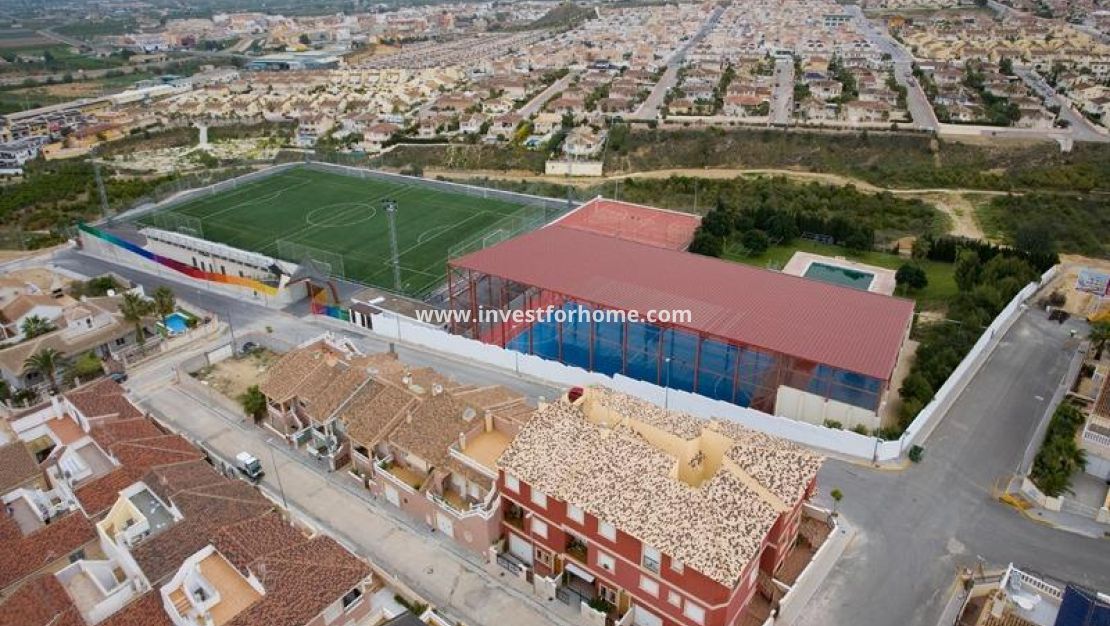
[93, 156, 110, 224]
[383, 199, 401, 291]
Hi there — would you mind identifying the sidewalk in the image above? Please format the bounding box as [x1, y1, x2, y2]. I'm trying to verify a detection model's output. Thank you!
[134, 377, 581, 626]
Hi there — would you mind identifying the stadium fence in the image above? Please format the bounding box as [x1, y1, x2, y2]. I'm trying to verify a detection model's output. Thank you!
[109, 159, 584, 303]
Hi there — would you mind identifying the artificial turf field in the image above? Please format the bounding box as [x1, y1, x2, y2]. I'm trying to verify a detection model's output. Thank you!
[139, 167, 535, 295]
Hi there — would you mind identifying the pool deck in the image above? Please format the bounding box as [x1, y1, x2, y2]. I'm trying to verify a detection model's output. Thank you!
[781, 252, 897, 296]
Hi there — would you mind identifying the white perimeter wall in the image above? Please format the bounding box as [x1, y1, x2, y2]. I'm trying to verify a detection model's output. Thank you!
[369, 267, 1054, 462]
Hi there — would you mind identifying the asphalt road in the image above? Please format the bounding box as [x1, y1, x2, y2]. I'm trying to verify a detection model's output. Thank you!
[518, 71, 577, 118]
[1015, 67, 1108, 143]
[846, 5, 938, 131]
[48, 250, 561, 401]
[632, 4, 724, 120]
[796, 311, 1110, 626]
[47, 248, 1110, 626]
[769, 58, 794, 126]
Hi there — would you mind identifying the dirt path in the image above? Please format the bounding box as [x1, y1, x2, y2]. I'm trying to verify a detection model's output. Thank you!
[428, 167, 1003, 239]
[428, 166, 1012, 197]
[914, 192, 987, 240]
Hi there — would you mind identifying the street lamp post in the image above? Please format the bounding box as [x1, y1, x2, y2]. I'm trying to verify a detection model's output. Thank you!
[266, 439, 289, 511]
[664, 356, 673, 409]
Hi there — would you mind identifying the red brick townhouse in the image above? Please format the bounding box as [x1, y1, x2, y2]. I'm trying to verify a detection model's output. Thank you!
[495, 386, 824, 626]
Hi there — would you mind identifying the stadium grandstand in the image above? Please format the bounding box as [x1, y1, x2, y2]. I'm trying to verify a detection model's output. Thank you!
[446, 198, 915, 417]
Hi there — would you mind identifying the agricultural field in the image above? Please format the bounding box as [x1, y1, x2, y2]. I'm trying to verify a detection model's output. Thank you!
[137, 167, 547, 296]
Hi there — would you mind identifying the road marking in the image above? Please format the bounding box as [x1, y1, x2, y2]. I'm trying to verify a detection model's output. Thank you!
[1034, 395, 1044, 401]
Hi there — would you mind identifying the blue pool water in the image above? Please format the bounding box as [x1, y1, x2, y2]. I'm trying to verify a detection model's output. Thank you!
[803, 262, 875, 291]
[164, 312, 189, 335]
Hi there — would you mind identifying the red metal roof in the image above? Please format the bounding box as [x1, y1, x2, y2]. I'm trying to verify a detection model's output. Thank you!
[452, 226, 914, 380]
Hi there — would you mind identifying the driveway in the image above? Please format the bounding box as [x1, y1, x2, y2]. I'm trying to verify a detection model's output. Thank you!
[796, 311, 1110, 626]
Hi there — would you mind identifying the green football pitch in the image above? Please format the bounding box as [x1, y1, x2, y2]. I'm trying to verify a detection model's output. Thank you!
[139, 167, 539, 296]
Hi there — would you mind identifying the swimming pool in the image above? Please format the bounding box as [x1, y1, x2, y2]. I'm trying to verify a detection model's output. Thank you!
[803, 262, 875, 291]
[163, 312, 190, 335]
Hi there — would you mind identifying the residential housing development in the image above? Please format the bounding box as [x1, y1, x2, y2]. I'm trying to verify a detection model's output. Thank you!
[0, 378, 418, 626]
[496, 385, 826, 626]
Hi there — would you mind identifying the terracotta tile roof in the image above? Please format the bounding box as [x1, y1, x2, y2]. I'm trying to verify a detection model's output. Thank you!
[88, 417, 165, 451]
[74, 467, 143, 516]
[110, 434, 205, 471]
[258, 339, 363, 404]
[301, 363, 373, 423]
[97, 591, 174, 626]
[1094, 371, 1110, 420]
[341, 381, 413, 446]
[76, 415, 206, 516]
[0, 574, 84, 626]
[498, 386, 823, 588]
[131, 480, 272, 584]
[67, 378, 143, 420]
[0, 442, 40, 493]
[0, 511, 96, 591]
[225, 536, 371, 626]
[389, 392, 470, 466]
[453, 385, 526, 411]
[142, 459, 225, 504]
[212, 510, 306, 571]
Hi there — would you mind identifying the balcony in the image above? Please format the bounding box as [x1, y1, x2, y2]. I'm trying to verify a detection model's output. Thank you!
[375, 457, 426, 492]
[504, 502, 525, 530]
[565, 537, 588, 564]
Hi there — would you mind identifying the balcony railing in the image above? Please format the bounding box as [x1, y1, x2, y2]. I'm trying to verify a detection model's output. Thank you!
[1082, 426, 1110, 450]
[427, 491, 500, 520]
[374, 457, 418, 494]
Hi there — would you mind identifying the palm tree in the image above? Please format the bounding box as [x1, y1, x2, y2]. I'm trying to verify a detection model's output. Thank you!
[20, 315, 56, 339]
[239, 385, 267, 423]
[152, 286, 177, 320]
[24, 347, 63, 392]
[120, 292, 154, 346]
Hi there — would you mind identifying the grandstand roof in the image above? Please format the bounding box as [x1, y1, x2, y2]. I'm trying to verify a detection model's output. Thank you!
[553, 197, 701, 250]
[452, 225, 914, 380]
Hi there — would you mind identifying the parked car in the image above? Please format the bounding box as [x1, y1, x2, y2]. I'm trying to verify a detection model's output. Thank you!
[240, 341, 258, 354]
[109, 372, 128, 383]
[235, 452, 265, 482]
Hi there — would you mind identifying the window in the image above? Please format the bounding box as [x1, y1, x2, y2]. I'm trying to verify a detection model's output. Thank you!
[598, 521, 616, 542]
[531, 518, 548, 539]
[598, 583, 618, 605]
[530, 488, 547, 508]
[535, 546, 554, 568]
[670, 558, 684, 574]
[638, 575, 659, 597]
[341, 587, 362, 610]
[642, 545, 661, 574]
[567, 503, 585, 524]
[667, 590, 682, 607]
[683, 601, 706, 625]
[504, 474, 520, 493]
[596, 551, 615, 572]
[115, 337, 127, 346]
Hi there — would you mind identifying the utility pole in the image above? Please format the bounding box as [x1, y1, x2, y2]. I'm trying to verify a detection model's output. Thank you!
[383, 199, 401, 292]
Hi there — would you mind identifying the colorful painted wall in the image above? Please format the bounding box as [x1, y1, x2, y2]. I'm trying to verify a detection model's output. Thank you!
[77, 223, 306, 307]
